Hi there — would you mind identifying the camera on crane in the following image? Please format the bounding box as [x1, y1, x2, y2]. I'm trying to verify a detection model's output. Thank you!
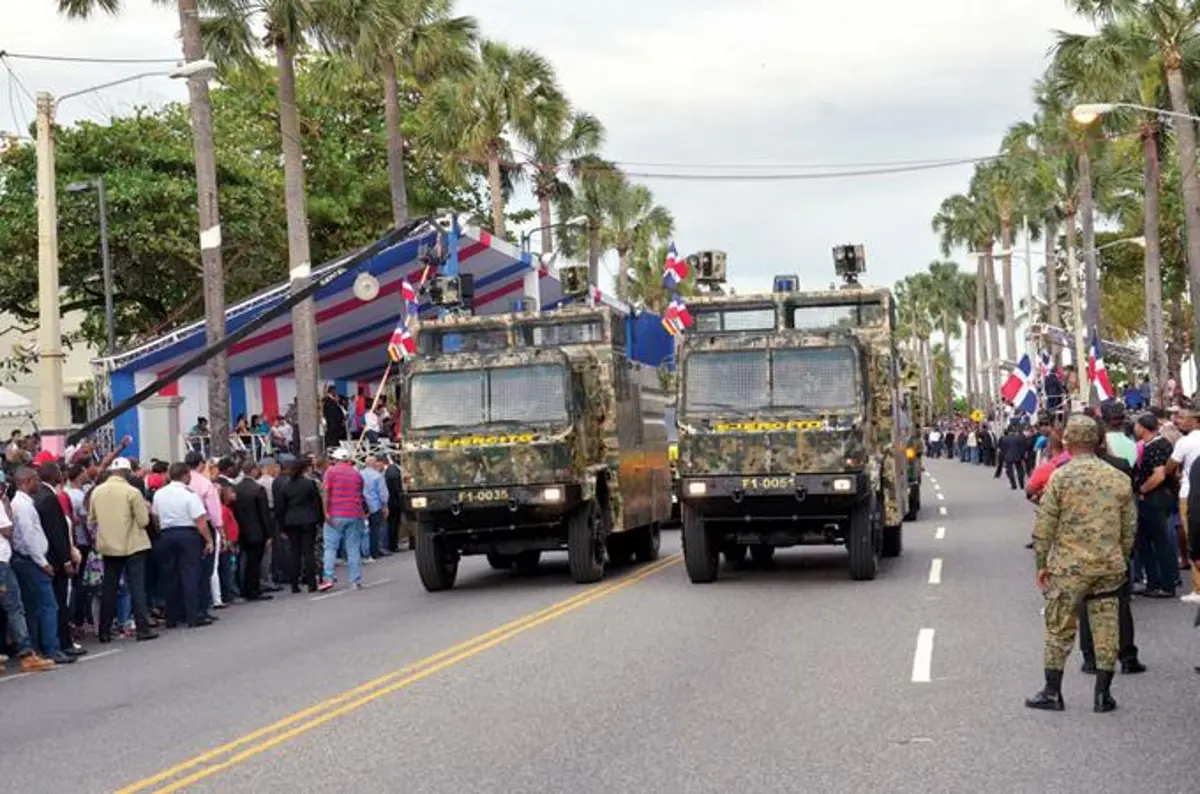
[558, 264, 590, 298]
[430, 274, 474, 310]
[833, 244, 866, 286]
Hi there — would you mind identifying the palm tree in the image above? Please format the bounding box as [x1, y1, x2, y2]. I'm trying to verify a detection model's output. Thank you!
[521, 106, 604, 253]
[201, 0, 323, 454]
[627, 240, 691, 313]
[319, 0, 478, 226]
[1051, 18, 1180, 395]
[57, 0, 233, 451]
[422, 39, 560, 236]
[894, 274, 935, 418]
[554, 156, 621, 287]
[954, 271, 981, 410]
[933, 193, 997, 404]
[1070, 0, 1200, 363]
[971, 159, 1027, 362]
[601, 177, 674, 300]
[927, 260, 966, 411]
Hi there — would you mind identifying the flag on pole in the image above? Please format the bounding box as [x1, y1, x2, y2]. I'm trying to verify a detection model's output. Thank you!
[1000, 353, 1039, 414]
[661, 295, 693, 336]
[1038, 350, 1053, 379]
[401, 280, 419, 314]
[662, 242, 689, 289]
[1088, 329, 1113, 400]
[387, 319, 415, 362]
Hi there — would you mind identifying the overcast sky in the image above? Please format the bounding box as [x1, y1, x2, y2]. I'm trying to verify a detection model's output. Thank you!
[1, 0, 1092, 299]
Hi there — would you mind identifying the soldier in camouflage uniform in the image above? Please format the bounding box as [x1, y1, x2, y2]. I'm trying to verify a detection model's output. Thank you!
[1026, 414, 1135, 713]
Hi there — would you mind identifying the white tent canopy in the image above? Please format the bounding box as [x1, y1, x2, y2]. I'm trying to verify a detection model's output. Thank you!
[0, 386, 33, 418]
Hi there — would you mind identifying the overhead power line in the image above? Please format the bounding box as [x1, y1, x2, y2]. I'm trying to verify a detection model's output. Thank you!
[618, 156, 998, 181]
[609, 155, 990, 170]
[0, 50, 181, 65]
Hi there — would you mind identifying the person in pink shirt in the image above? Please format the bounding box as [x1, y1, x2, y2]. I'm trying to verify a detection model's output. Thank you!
[185, 451, 222, 620]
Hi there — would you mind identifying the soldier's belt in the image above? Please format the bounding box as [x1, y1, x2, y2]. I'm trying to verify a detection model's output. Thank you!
[680, 473, 865, 500]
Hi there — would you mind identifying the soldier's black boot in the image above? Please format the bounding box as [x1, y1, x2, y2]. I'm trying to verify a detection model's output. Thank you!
[1093, 671, 1117, 713]
[1024, 668, 1065, 711]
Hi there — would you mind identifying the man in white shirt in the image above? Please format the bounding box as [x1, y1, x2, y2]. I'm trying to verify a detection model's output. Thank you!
[1163, 409, 1200, 601]
[0, 493, 56, 672]
[363, 407, 381, 445]
[153, 461, 214, 628]
[7, 467, 68, 663]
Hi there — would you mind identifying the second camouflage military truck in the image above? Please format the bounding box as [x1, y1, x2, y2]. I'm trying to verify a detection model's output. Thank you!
[399, 281, 673, 591]
[676, 249, 918, 583]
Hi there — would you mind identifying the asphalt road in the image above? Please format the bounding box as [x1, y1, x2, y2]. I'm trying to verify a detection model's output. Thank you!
[3, 458, 1198, 793]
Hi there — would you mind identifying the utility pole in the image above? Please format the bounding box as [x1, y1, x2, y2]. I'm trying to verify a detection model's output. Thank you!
[97, 177, 115, 356]
[35, 92, 65, 437]
[178, 0, 230, 454]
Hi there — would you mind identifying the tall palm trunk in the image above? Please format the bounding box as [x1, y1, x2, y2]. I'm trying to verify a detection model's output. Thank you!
[1141, 122, 1167, 402]
[1000, 218, 1016, 360]
[587, 222, 600, 287]
[975, 255, 990, 406]
[617, 247, 630, 300]
[964, 320, 977, 410]
[984, 245, 1002, 400]
[381, 54, 409, 226]
[1169, 290, 1185, 389]
[921, 337, 934, 417]
[537, 192, 553, 253]
[1164, 59, 1200, 365]
[1043, 219, 1061, 362]
[486, 141, 505, 236]
[1064, 209, 1080, 367]
[178, 0, 229, 453]
[940, 312, 954, 412]
[276, 38, 319, 455]
[1077, 148, 1100, 334]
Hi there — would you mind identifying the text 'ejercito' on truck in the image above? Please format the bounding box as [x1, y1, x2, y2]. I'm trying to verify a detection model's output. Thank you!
[399, 266, 674, 591]
[675, 245, 920, 583]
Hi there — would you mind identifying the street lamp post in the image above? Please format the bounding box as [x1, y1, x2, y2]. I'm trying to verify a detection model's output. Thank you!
[519, 216, 589, 309]
[66, 178, 115, 356]
[35, 60, 215, 442]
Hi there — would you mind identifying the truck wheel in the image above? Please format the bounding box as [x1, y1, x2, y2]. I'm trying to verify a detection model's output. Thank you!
[682, 504, 719, 583]
[882, 522, 903, 558]
[486, 553, 513, 570]
[568, 499, 606, 584]
[415, 518, 459, 592]
[750, 544, 775, 566]
[847, 495, 879, 581]
[513, 551, 541, 575]
[633, 522, 661, 563]
[904, 484, 920, 521]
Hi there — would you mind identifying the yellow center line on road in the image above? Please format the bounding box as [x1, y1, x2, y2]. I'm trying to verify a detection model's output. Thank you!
[117, 554, 681, 794]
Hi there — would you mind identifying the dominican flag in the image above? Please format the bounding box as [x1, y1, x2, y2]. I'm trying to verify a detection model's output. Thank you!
[1000, 354, 1039, 414]
[401, 280, 419, 315]
[1038, 350, 1053, 379]
[662, 243, 689, 289]
[387, 319, 415, 362]
[589, 285, 603, 306]
[662, 295, 693, 336]
[1088, 329, 1114, 400]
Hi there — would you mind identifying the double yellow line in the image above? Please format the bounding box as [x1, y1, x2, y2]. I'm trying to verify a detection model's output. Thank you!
[118, 554, 681, 794]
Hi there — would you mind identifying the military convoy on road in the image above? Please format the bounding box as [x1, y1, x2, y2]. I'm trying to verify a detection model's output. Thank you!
[399, 268, 672, 591]
[399, 245, 918, 591]
[674, 245, 919, 582]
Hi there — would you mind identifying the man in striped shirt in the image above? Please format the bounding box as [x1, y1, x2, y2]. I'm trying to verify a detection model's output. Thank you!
[319, 448, 366, 591]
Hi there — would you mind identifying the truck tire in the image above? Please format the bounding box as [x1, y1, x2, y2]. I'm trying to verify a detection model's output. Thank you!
[486, 553, 513, 570]
[682, 504, 719, 583]
[904, 484, 920, 521]
[513, 550, 541, 575]
[882, 523, 903, 558]
[416, 518, 458, 592]
[633, 522, 661, 563]
[847, 495, 879, 581]
[568, 499, 606, 584]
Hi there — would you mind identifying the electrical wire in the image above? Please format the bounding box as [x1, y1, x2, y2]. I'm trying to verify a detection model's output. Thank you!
[608, 155, 991, 170]
[0, 50, 180, 65]
[618, 156, 998, 181]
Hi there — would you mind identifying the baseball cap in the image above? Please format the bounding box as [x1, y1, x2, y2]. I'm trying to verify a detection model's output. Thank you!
[331, 448, 351, 461]
[109, 457, 132, 471]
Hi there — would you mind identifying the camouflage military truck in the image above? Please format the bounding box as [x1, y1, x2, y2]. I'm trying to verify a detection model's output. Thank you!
[676, 260, 914, 583]
[400, 302, 673, 591]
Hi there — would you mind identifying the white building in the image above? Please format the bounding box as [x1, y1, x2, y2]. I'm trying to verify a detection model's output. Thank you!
[0, 310, 99, 436]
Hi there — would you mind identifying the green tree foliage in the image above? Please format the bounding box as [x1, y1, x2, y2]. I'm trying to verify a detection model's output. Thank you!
[0, 60, 486, 351]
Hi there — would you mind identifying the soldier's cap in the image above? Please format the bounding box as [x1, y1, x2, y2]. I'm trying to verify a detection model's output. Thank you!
[1099, 399, 1126, 423]
[1063, 413, 1101, 447]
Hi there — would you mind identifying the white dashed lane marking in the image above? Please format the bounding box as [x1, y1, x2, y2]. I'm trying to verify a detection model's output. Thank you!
[911, 628, 935, 683]
[928, 558, 943, 584]
[938, 506, 947, 516]
[935, 526, 945, 540]
[936, 492, 945, 501]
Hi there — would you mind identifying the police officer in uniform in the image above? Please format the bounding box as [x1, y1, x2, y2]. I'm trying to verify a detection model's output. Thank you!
[1026, 414, 1136, 713]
